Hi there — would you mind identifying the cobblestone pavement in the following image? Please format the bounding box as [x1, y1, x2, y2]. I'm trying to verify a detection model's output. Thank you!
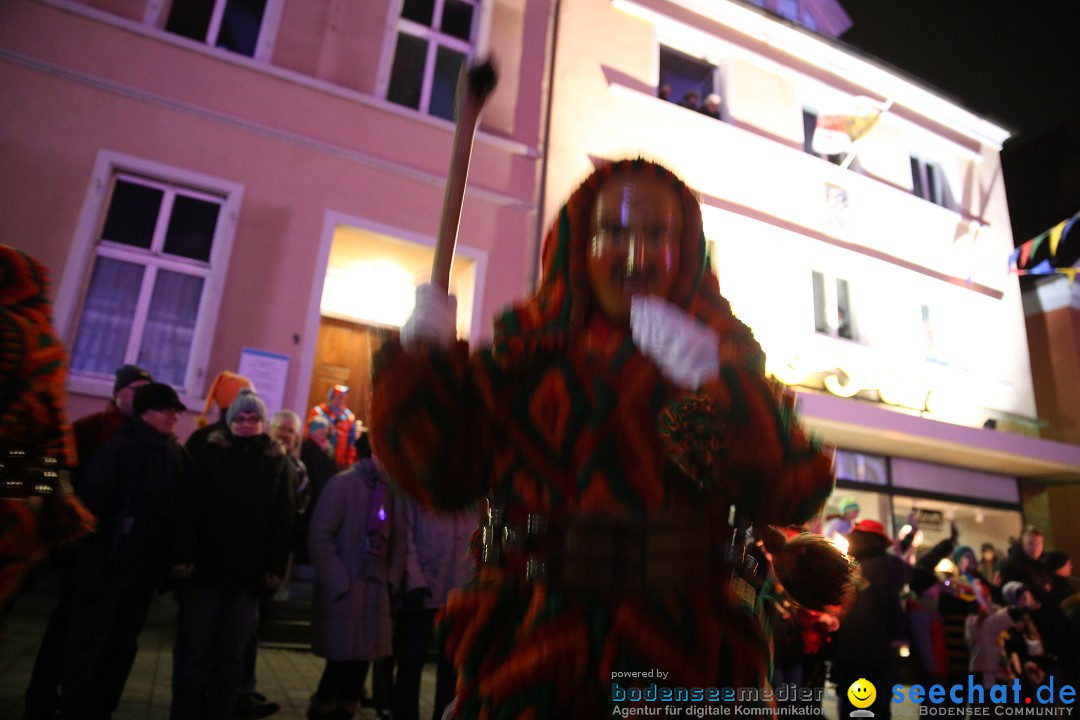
[1, 566, 436, 720]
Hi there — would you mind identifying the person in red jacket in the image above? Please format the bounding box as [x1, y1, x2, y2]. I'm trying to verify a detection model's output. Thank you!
[307, 385, 359, 471]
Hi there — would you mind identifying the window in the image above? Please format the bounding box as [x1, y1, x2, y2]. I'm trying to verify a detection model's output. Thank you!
[910, 154, 951, 208]
[775, 0, 798, 21]
[833, 450, 888, 486]
[659, 45, 721, 117]
[59, 153, 241, 400]
[385, 0, 478, 120]
[162, 0, 281, 59]
[812, 270, 854, 340]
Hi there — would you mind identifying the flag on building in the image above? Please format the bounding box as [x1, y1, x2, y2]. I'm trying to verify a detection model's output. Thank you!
[1009, 211, 1080, 280]
[811, 96, 886, 156]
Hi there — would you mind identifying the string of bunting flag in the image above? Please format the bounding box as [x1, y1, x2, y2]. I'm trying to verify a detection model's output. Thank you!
[1008, 211, 1080, 281]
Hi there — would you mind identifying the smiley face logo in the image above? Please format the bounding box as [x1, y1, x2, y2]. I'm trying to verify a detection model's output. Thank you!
[847, 678, 877, 710]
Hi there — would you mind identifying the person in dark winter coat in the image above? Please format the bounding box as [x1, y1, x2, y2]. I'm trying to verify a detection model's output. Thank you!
[170, 389, 295, 720]
[307, 432, 404, 720]
[71, 364, 154, 486]
[830, 519, 904, 720]
[999, 528, 1053, 605]
[24, 364, 153, 720]
[184, 370, 255, 454]
[998, 526, 1067, 663]
[233, 408, 308, 720]
[61, 382, 190, 720]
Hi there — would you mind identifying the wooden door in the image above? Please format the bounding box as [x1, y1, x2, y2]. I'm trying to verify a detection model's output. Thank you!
[306, 316, 396, 428]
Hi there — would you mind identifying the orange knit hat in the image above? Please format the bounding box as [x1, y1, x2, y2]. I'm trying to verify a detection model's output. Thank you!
[196, 370, 255, 428]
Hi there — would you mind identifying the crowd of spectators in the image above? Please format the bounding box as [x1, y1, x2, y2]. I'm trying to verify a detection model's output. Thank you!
[770, 507, 1080, 718]
[14, 364, 473, 720]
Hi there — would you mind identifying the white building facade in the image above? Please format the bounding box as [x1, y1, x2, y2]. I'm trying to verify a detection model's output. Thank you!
[541, 0, 1080, 549]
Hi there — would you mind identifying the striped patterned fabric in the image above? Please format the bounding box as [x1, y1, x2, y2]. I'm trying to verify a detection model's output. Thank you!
[0, 247, 77, 467]
[1, 246, 94, 611]
[372, 159, 835, 719]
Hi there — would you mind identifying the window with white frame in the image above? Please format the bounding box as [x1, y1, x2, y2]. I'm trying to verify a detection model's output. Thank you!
[910, 154, 951, 209]
[161, 0, 281, 59]
[62, 155, 240, 400]
[386, 0, 478, 120]
[812, 270, 855, 340]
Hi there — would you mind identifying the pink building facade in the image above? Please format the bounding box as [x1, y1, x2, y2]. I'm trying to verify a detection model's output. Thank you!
[2, 0, 553, 434]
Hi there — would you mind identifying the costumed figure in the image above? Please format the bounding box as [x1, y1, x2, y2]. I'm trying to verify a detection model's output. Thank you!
[0, 246, 95, 621]
[307, 385, 359, 471]
[821, 497, 859, 540]
[371, 159, 856, 719]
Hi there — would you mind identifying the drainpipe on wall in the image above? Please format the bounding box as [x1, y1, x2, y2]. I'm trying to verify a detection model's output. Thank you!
[529, 0, 562, 292]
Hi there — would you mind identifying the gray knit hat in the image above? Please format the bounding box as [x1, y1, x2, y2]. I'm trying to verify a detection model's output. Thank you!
[226, 387, 267, 426]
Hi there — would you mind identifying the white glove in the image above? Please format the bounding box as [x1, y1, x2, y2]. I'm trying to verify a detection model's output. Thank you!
[401, 283, 457, 351]
[630, 295, 720, 389]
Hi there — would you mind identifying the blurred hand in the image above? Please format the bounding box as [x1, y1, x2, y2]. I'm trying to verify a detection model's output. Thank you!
[630, 295, 719, 389]
[401, 283, 458, 351]
[264, 573, 282, 592]
[818, 612, 840, 632]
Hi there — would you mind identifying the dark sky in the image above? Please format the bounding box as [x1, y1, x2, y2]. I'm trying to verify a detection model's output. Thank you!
[835, 1, 1080, 246]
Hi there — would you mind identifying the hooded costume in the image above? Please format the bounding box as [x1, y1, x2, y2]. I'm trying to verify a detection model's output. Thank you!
[371, 159, 838, 719]
[0, 246, 95, 609]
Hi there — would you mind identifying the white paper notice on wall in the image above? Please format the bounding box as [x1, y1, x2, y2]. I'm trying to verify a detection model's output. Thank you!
[238, 347, 290, 420]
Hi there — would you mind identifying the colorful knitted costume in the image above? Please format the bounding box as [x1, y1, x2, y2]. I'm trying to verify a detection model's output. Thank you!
[371, 160, 835, 719]
[0, 246, 95, 611]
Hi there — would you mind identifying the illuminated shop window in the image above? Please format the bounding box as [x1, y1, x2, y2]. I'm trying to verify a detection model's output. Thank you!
[386, 0, 478, 120]
[833, 450, 888, 486]
[891, 495, 1022, 570]
[812, 270, 855, 340]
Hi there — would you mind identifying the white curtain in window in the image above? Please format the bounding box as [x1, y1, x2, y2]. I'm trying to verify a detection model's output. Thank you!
[137, 269, 204, 386]
[70, 257, 144, 378]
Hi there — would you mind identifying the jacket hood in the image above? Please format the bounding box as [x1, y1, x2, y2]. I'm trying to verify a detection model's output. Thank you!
[492, 158, 763, 371]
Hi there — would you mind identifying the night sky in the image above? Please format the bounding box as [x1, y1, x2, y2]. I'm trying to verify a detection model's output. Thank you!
[835, 0, 1080, 250]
